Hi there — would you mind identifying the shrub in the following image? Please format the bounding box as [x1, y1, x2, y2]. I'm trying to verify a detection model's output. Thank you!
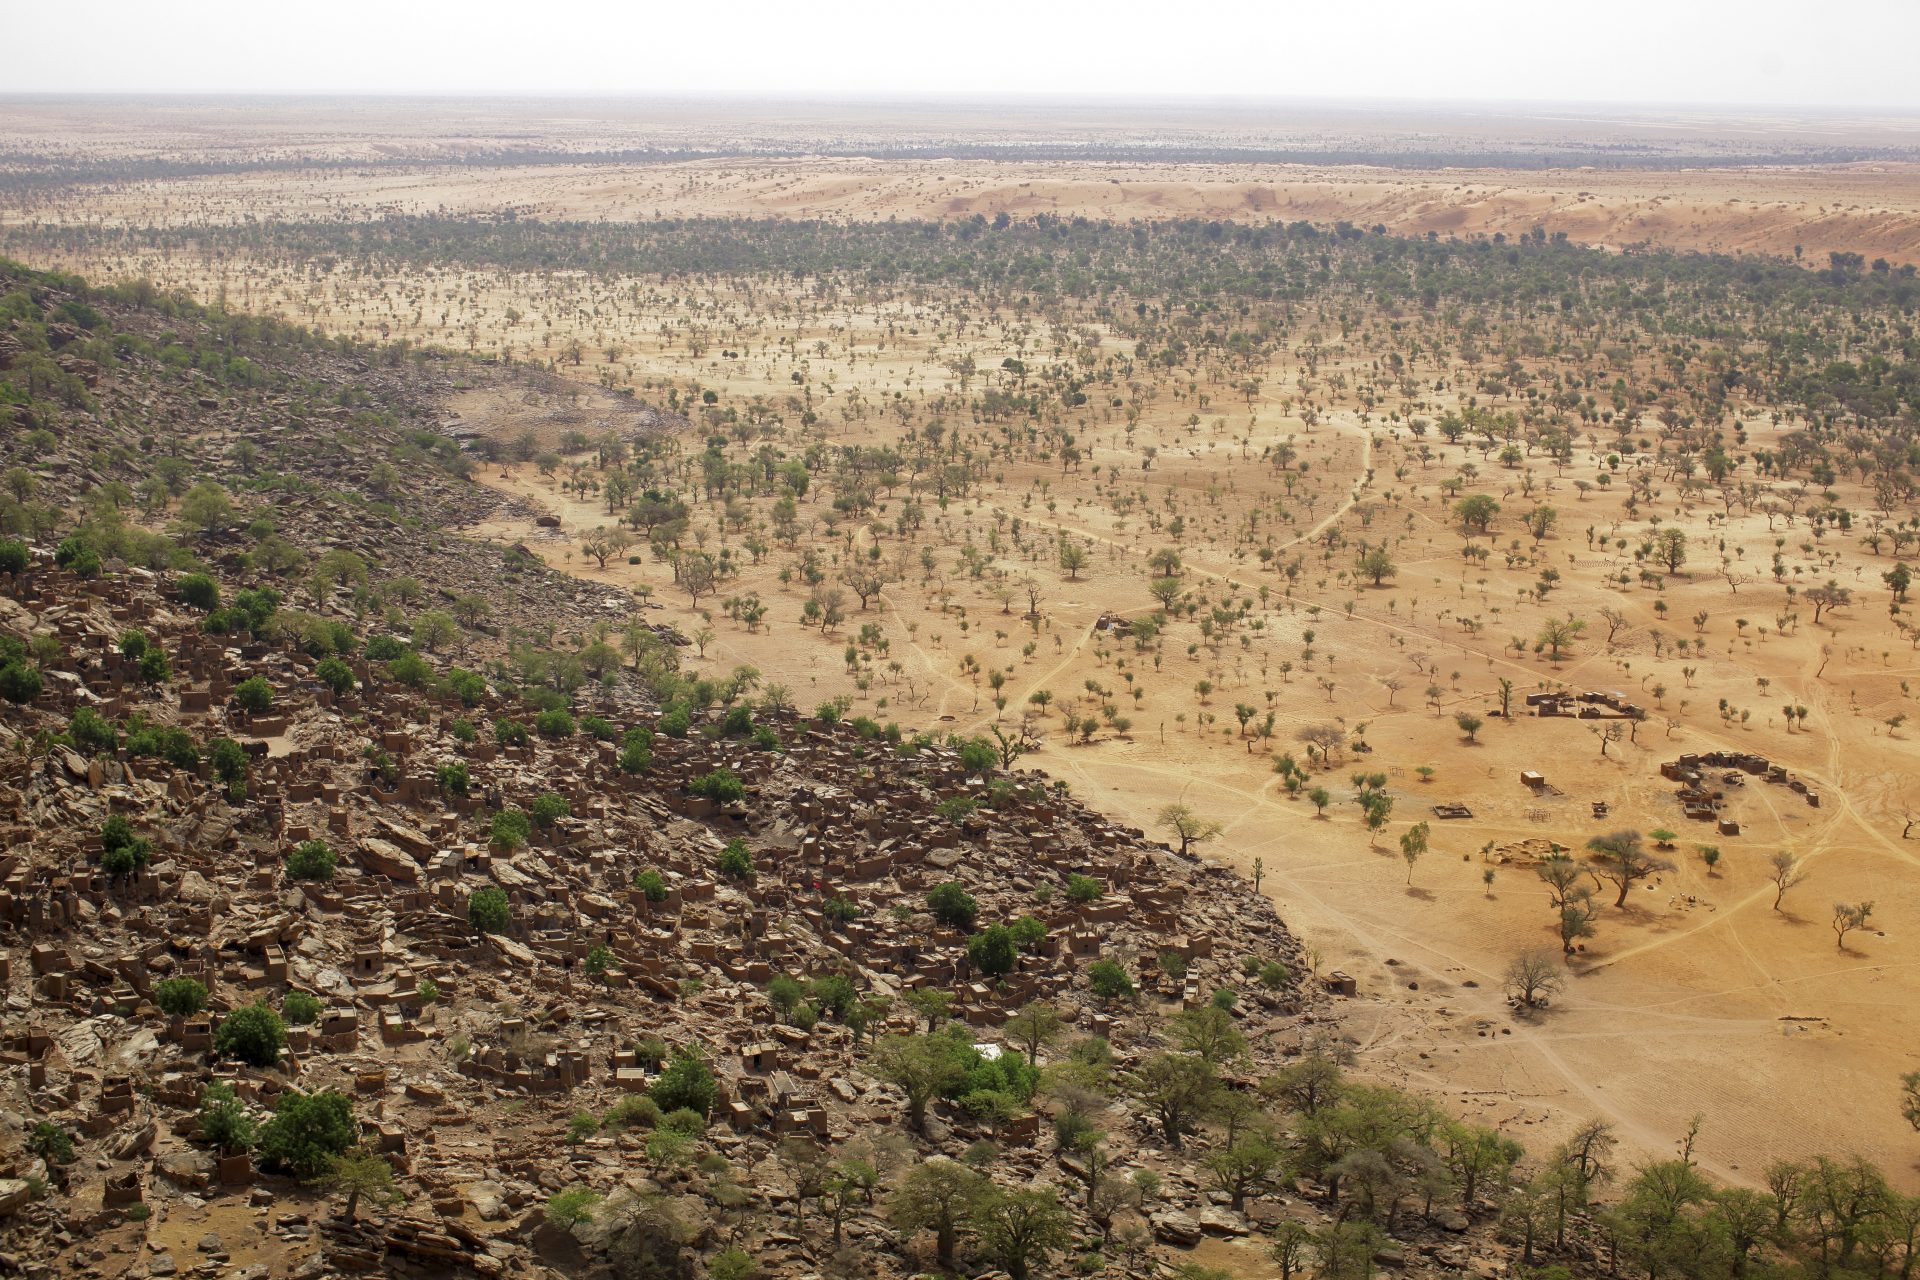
[436, 760, 470, 796]
[546, 1186, 602, 1229]
[69, 706, 118, 754]
[387, 652, 432, 687]
[927, 882, 979, 930]
[315, 657, 355, 696]
[717, 839, 754, 881]
[604, 1094, 661, 1131]
[0, 539, 28, 575]
[234, 676, 273, 714]
[258, 1089, 356, 1177]
[283, 990, 323, 1025]
[959, 737, 998, 775]
[633, 869, 669, 901]
[27, 1121, 74, 1165]
[177, 573, 220, 610]
[54, 535, 100, 578]
[968, 925, 1018, 977]
[0, 661, 42, 704]
[534, 707, 575, 738]
[494, 718, 529, 747]
[363, 634, 408, 661]
[581, 715, 617, 741]
[489, 808, 531, 850]
[468, 887, 511, 934]
[689, 767, 745, 804]
[824, 896, 861, 924]
[1259, 961, 1291, 989]
[1065, 873, 1104, 903]
[660, 1107, 706, 1137]
[154, 976, 208, 1018]
[657, 705, 692, 738]
[215, 1002, 287, 1067]
[446, 668, 487, 706]
[530, 791, 569, 828]
[448, 717, 477, 743]
[417, 979, 439, 1004]
[565, 1112, 599, 1145]
[286, 839, 336, 882]
[1088, 960, 1135, 1001]
[650, 1048, 717, 1115]
[720, 704, 754, 737]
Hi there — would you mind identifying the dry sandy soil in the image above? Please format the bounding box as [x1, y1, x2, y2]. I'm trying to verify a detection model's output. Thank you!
[14, 157, 1920, 268]
[448, 354, 1920, 1190]
[10, 98, 1920, 1189]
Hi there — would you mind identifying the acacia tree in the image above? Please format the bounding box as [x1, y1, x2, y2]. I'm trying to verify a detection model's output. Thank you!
[1585, 830, 1673, 907]
[1807, 581, 1852, 624]
[1538, 616, 1588, 663]
[1399, 821, 1430, 884]
[1832, 901, 1874, 950]
[1768, 850, 1808, 911]
[1158, 803, 1222, 856]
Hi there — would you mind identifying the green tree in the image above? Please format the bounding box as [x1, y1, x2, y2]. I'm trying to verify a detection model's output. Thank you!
[259, 1089, 357, 1177]
[888, 1157, 984, 1271]
[874, 1033, 970, 1134]
[286, 839, 336, 882]
[1158, 803, 1223, 855]
[234, 676, 274, 714]
[468, 886, 511, 934]
[1454, 494, 1501, 533]
[316, 1146, 398, 1222]
[650, 1048, 717, 1115]
[968, 925, 1018, 977]
[1002, 1003, 1065, 1066]
[155, 976, 208, 1018]
[969, 1184, 1072, 1280]
[214, 1002, 287, 1067]
[927, 881, 979, 929]
[198, 1082, 257, 1155]
[1124, 1052, 1220, 1148]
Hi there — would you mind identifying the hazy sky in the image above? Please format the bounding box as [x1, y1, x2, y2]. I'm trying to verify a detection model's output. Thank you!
[7, 0, 1920, 108]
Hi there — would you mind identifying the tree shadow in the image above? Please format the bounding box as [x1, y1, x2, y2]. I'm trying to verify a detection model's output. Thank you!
[1404, 886, 1436, 902]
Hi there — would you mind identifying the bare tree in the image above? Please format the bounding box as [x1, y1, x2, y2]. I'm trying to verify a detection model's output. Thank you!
[1767, 851, 1808, 912]
[1503, 949, 1564, 1011]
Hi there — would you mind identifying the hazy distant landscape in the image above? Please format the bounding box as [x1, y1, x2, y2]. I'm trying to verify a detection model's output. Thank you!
[7, 84, 1920, 1280]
